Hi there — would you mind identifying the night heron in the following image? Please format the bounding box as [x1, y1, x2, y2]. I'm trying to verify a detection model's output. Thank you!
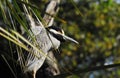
[19, 15, 78, 78]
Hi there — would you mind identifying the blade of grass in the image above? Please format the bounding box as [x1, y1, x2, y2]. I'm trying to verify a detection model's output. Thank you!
[16, 46, 26, 71]
[0, 27, 41, 58]
[0, 26, 48, 62]
[1, 54, 17, 78]
[12, 0, 29, 32]
[70, 0, 83, 17]
[6, 0, 29, 32]
[17, 0, 39, 10]
[0, 27, 22, 43]
[0, 0, 11, 25]
[11, 30, 47, 58]
[11, 29, 58, 64]
[0, 27, 29, 51]
[0, 31, 29, 51]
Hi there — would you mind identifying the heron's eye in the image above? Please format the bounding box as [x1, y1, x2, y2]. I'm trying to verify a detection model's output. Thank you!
[57, 31, 62, 34]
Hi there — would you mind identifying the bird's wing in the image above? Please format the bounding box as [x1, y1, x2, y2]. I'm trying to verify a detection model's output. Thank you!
[22, 0, 60, 73]
[23, 15, 52, 73]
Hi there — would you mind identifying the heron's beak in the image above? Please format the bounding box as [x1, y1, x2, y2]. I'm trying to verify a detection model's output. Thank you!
[63, 35, 79, 44]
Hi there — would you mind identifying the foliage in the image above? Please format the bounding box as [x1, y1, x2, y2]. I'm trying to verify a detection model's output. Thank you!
[56, 0, 120, 78]
[0, 0, 120, 78]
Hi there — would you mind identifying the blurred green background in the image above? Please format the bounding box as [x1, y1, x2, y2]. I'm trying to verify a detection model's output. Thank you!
[58, 0, 120, 78]
[55, 0, 120, 77]
[0, 0, 120, 78]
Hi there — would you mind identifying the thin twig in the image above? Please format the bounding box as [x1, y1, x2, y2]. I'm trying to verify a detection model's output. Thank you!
[53, 63, 120, 78]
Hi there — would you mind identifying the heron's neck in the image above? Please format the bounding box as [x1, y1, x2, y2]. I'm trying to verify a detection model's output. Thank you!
[48, 33, 61, 49]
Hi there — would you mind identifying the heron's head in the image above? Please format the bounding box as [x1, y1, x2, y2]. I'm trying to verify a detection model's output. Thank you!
[46, 26, 79, 44]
